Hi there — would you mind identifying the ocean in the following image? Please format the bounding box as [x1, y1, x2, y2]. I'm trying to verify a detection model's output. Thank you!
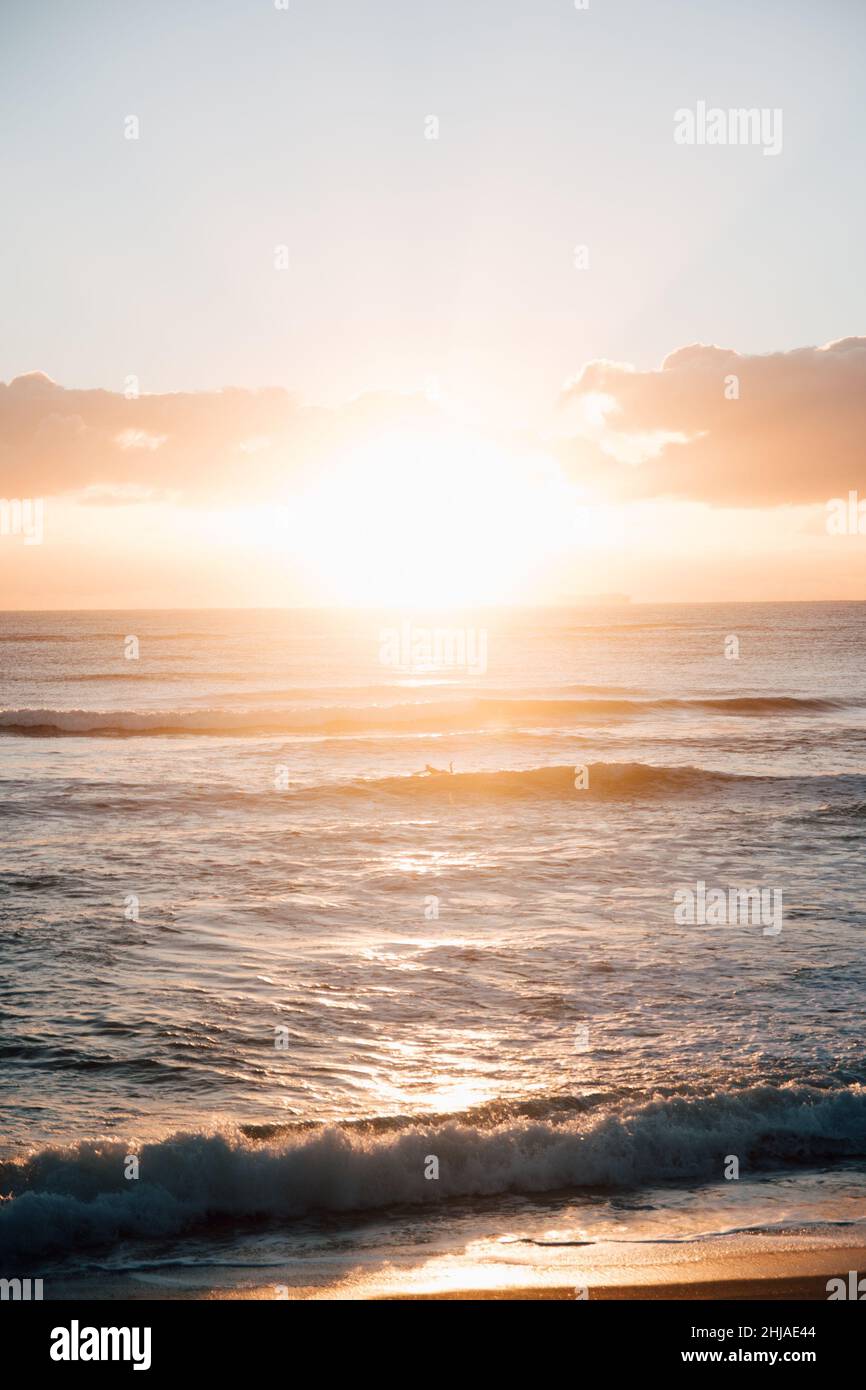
[2, 603, 866, 1297]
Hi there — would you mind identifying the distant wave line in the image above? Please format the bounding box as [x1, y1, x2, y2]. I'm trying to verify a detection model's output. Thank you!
[0, 694, 856, 738]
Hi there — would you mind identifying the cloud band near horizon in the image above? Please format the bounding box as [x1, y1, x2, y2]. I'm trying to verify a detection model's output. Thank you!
[2, 337, 864, 510]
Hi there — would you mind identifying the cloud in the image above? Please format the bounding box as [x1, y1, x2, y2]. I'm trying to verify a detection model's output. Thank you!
[559, 338, 866, 506]
[115, 429, 168, 451]
[0, 373, 441, 502]
[4, 340, 865, 512]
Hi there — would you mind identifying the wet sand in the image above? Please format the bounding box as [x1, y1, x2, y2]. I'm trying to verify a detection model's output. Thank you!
[43, 1243, 866, 1301]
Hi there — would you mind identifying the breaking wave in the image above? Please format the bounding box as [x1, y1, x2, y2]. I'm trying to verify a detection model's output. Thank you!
[346, 762, 750, 798]
[2, 1082, 865, 1262]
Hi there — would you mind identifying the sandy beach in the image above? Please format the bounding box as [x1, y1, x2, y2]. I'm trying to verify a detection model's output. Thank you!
[38, 1240, 866, 1302]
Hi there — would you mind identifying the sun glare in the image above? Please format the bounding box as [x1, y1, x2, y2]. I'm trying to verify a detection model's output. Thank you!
[291, 428, 598, 605]
[196, 426, 615, 606]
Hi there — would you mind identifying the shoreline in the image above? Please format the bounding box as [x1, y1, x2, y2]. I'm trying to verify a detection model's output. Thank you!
[42, 1243, 866, 1302]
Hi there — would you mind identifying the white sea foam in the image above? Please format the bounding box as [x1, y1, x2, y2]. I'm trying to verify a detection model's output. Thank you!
[3, 1083, 865, 1261]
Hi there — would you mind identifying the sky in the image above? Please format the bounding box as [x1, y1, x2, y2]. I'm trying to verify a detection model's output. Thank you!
[1, 0, 865, 607]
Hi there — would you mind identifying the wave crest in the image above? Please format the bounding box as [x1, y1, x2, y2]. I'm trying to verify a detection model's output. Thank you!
[2, 1083, 865, 1262]
[0, 693, 850, 738]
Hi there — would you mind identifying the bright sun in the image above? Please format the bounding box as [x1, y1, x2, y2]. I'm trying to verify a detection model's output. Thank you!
[201, 426, 612, 606]
[294, 429, 594, 605]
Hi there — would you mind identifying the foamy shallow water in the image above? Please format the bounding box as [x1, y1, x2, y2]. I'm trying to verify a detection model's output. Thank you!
[2, 604, 865, 1287]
